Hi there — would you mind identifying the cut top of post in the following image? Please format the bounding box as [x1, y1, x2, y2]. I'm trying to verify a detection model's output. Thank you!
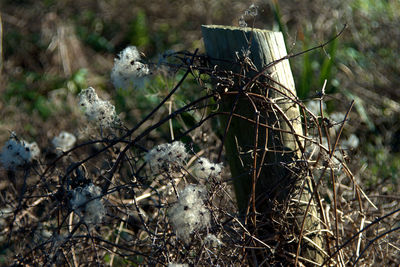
[201, 25, 296, 96]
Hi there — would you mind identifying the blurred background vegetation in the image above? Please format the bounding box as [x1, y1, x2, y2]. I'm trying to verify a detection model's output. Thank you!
[0, 0, 399, 206]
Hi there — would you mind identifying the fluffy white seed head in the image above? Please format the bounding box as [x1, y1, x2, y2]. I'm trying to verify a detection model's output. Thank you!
[22, 141, 40, 160]
[111, 46, 150, 90]
[193, 157, 223, 180]
[342, 133, 360, 150]
[306, 100, 326, 116]
[78, 87, 118, 128]
[305, 136, 328, 159]
[245, 4, 258, 17]
[0, 133, 40, 170]
[238, 16, 247, 27]
[70, 184, 106, 225]
[329, 112, 345, 132]
[146, 141, 189, 173]
[52, 131, 77, 153]
[203, 234, 223, 248]
[168, 264, 188, 267]
[178, 184, 207, 207]
[169, 185, 210, 244]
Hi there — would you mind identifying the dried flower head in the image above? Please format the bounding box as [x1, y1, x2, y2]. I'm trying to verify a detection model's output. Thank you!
[305, 136, 328, 159]
[22, 140, 40, 160]
[52, 131, 77, 153]
[239, 16, 247, 27]
[169, 185, 210, 244]
[342, 133, 360, 150]
[78, 87, 119, 128]
[203, 234, 223, 248]
[239, 3, 258, 27]
[146, 141, 189, 173]
[193, 157, 223, 180]
[306, 100, 326, 116]
[329, 112, 345, 132]
[0, 132, 40, 170]
[245, 4, 258, 17]
[111, 46, 150, 90]
[168, 264, 188, 267]
[70, 183, 106, 225]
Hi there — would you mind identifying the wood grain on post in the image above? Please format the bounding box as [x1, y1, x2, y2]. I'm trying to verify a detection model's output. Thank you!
[202, 25, 324, 264]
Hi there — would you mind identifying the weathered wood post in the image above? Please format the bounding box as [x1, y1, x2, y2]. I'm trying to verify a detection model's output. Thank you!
[202, 25, 324, 265]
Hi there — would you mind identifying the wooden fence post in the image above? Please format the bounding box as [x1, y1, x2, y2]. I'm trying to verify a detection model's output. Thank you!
[202, 25, 324, 265]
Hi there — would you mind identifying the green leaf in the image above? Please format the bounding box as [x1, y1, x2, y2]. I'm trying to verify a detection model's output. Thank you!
[129, 10, 150, 48]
